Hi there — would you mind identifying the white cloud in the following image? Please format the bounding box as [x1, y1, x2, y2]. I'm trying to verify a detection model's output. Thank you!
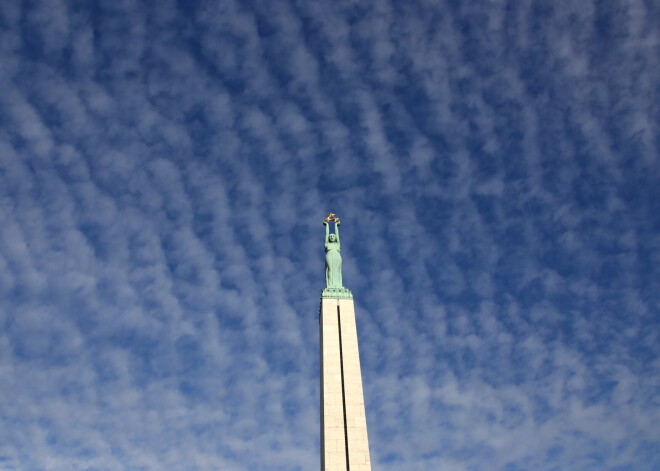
[0, 0, 658, 470]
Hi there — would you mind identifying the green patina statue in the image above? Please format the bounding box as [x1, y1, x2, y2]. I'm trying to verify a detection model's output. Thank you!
[322, 213, 353, 298]
[324, 214, 343, 288]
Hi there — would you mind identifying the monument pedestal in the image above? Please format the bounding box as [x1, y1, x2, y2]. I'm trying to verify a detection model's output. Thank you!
[320, 296, 371, 471]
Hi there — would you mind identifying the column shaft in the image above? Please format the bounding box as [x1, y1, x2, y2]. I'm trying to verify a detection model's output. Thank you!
[320, 297, 372, 471]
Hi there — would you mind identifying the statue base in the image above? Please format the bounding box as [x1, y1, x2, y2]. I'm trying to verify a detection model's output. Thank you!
[321, 287, 353, 299]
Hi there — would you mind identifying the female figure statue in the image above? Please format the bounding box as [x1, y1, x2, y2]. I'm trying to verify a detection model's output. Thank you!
[323, 218, 343, 288]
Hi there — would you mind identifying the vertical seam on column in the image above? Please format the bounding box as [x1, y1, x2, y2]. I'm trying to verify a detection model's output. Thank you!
[338, 304, 351, 471]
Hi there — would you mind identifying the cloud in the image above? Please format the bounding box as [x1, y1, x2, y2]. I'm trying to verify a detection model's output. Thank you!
[0, 0, 658, 470]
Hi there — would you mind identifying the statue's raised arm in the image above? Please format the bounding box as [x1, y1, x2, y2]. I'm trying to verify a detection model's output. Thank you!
[324, 219, 330, 244]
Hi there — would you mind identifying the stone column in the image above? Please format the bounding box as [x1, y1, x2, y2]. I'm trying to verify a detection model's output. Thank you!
[320, 297, 372, 471]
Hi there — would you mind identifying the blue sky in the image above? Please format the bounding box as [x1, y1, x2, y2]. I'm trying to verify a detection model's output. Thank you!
[0, 0, 658, 470]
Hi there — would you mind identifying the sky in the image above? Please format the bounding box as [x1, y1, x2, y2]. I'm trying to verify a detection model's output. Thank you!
[0, 0, 658, 470]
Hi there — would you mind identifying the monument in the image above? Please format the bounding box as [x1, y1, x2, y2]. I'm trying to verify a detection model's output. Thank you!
[320, 213, 372, 471]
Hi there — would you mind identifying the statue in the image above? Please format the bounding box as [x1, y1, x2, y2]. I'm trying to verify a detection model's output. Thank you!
[321, 213, 353, 298]
[323, 213, 343, 288]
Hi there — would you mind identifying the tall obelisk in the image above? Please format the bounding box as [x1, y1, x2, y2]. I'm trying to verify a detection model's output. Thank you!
[320, 214, 371, 471]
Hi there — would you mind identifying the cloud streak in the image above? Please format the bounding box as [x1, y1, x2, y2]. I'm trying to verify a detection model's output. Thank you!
[0, 0, 658, 470]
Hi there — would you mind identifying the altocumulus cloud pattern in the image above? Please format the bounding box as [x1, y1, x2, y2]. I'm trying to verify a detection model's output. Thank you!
[0, 1, 658, 470]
